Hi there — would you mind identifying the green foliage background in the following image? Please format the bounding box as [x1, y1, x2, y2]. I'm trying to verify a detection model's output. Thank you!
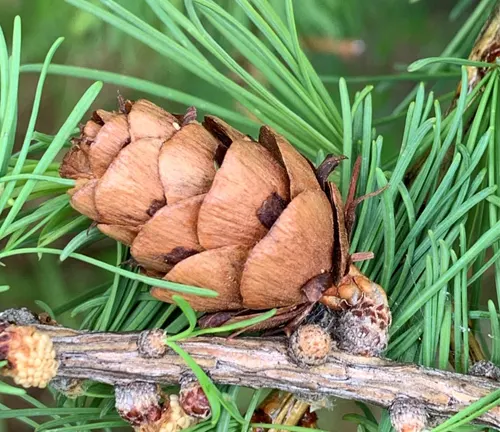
[1, 0, 500, 431]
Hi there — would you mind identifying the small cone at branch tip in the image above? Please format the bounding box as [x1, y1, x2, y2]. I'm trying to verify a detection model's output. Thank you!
[0, 323, 58, 388]
[390, 397, 428, 432]
[288, 324, 332, 367]
[115, 382, 163, 427]
[179, 376, 211, 420]
[137, 329, 167, 359]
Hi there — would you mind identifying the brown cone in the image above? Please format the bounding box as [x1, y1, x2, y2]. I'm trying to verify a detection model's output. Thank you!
[61, 98, 388, 341]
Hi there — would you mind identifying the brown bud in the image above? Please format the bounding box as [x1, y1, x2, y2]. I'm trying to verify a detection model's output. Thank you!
[298, 407, 318, 428]
[390, 397, 427, 432]
[115, 382, 162, 427]
[288, 324, 331, 366]
[179, 375, 211, 420]
[0, 323, 58, 388]
[38, 313, 59, 326]
[333, 295, 390, 357]
[137, 329, 167, 359]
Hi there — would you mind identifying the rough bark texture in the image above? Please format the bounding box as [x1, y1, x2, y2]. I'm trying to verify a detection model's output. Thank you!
[28, 325, 500, 429]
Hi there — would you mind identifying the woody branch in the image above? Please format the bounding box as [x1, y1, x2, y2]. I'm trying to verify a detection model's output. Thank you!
[5, 323, 500, 429]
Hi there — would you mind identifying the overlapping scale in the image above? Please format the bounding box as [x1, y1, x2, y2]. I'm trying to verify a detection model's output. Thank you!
[240, 190, 334, 309]
[158, 124, 219, 204]
[151, 246, 247, 312]
[197, 140, 289, 250]
[94, 138, 165, 225]
[131, 195, 205, 273]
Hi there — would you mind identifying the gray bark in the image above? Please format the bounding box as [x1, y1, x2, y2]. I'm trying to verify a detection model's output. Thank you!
[33, 325, 500, 429]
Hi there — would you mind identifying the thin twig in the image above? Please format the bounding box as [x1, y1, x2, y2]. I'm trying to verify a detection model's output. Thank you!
[20, 324, 500, 429]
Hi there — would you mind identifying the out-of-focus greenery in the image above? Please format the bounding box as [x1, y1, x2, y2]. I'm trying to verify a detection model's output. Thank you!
[1, 0, 458, 140]
[1, 0, 499, 431]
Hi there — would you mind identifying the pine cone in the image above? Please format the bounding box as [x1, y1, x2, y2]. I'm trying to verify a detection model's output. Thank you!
[61, 99, 335, 312]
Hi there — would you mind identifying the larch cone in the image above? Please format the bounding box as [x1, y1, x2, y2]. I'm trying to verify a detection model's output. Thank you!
[60, 98, 391, 358]
[60, 99, 335, 312]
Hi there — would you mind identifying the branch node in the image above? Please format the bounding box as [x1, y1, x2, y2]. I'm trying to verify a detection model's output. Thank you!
[288, 324, 331, 366]
[137, 329, 167, 359]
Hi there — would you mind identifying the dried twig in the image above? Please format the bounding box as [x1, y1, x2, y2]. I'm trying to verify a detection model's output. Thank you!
[6, 324, 499, 429]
